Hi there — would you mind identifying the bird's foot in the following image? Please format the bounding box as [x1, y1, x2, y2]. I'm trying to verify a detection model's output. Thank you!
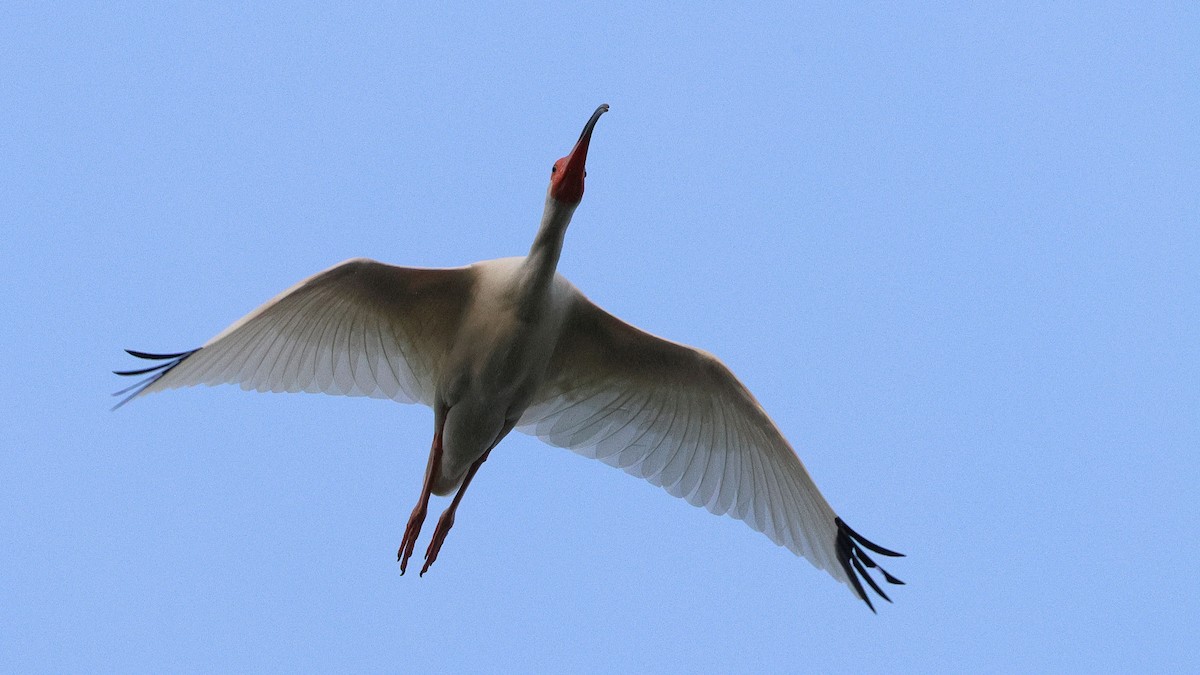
[397, 503, 428, 575]
[419, 509, 456, 576]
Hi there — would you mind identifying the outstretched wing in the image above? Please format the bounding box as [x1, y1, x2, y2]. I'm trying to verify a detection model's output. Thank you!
[114, 258, 474, 409]
[518, 292, 903, 610]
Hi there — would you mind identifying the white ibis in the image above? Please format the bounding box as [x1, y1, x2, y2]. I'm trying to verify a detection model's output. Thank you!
[115, 104, 904, 610]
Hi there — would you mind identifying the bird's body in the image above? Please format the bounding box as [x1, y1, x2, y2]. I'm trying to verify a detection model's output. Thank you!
[434, 257, 574, 492]
[116, 105, 905, 610]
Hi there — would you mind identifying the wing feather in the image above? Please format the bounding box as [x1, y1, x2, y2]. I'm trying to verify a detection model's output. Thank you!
[519, 291, 903, 609]
[114, 258, 473, 408]
[706, 400, 734, 515]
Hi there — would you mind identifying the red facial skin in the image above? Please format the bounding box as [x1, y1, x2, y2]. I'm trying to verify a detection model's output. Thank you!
[549, 104, 609, 204]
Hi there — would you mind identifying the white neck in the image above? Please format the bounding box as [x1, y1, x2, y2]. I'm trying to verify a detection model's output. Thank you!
[518, 192, 578, 313]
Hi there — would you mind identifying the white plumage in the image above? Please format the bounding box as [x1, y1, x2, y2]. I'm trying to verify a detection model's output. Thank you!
[116, 104, 903, 610]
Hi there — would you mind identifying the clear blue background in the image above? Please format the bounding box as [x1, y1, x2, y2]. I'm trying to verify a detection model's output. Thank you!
[3, 2, 1197, 672]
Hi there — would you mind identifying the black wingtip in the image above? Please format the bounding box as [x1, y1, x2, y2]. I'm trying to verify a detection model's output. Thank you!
[125, 349, 196, 360]
[835, 517, 904, 612]
[847, 543, 906, 587]
[113, 362, 178, 377]
[836, 517, 904, 557]
[111, 348, 200, 410]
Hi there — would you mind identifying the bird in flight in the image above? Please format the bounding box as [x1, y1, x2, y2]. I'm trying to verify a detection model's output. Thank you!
[115, 104, 904, 610]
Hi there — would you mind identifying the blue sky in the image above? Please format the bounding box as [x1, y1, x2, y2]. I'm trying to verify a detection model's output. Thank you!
[3, 2, 1197, 672]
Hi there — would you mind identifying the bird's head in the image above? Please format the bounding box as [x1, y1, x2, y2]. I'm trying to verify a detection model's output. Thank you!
[548, 104, 609, 204]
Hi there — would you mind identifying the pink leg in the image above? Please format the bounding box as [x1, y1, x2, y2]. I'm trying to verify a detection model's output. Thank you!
[419, 448, 492, 576]
[397, 432, 443, 575]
